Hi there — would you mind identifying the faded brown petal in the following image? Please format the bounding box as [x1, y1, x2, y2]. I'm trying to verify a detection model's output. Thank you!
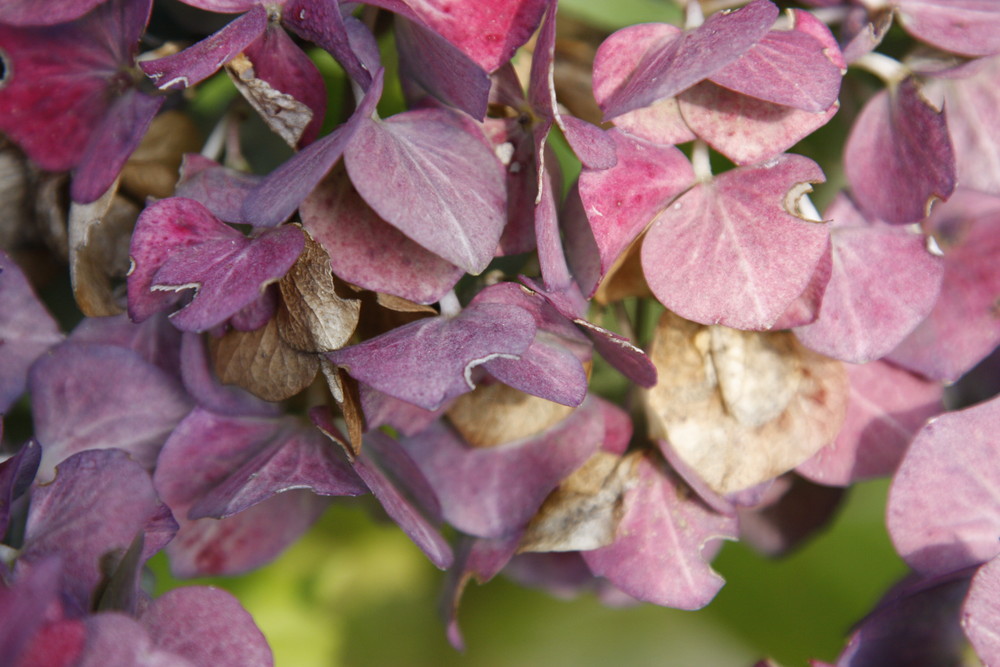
[120, 110, 202, 201]
[227, 52, 313, 148]
[68, 179, 138, 316]
[518, 450, 632, 553]
[277, 233, 360, 353]
[352, 288, 437, 340]
[593, 236, 653, 305]
[644, 311, 847, 494]
[210, 316, 318, 402]
[320, 360, 364, 458]
[447, 381, 575, 448]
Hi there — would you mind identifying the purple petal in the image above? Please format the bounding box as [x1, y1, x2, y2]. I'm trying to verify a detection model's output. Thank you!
[642, 154, 830, 330]
[887, 188, 1000, 381]
[963, 554, 1000, 664]
[582, 453, 738, 609]
[0, 558, 62, 666]
[0, 0, 152, 171]
[574, 319, 658, 388]
[140, 6, 268, 91]
[29, 343, 192, 482]
[0, 440, 41, 542]
[154, 409, 332, 577]
[708, 12, 842, 112]
[600, 0, 779, 119]
[399, 397, 603, 538]
[0, 0, 106, 26]
[797, 360, 943, 486]
[0, 250, 63, 413]
[179, 333, 279, 417]
[577, 129, 693, 290]
[241, 68, 384, 227]
[76, 614, 191, 667]
[793, 195, 945, 363]
[19, 449, 173, 614]
[175, 155, 263, 225]
[534, 168, 574, 293]
[299, 168, 464, 304]
[69, 313, 182, 378]
[141, 587, 273, 667]
[844, 77, 956, 224]
[344, 108, 506, 274]
[592, 23, 696, 145]
[328, 302, 536, 411]
[352, 431, 453, 569]
[888, 395, 1000, 576]
[282, 0, 374, 88]
[896, 0, 1000, 57]
[737, 474, 844, 557]
[837, 572, 971, 667]
[678, 81, 838, 166]
[71, 91, 164, 204]
[394, 17, 490, 120]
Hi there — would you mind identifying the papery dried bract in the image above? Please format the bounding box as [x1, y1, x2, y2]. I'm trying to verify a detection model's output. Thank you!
[645, 311, 848, 494]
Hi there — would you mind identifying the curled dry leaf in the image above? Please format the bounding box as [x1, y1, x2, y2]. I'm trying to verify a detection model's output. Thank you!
[210, 316, 318, 402]
[276, 233, 360, 354]
[119, 110, 202, 201]
[446, 380, 574, 448]
[68, 180, 139, 317]
[644, 311, 848, 495]
[226, 52, 313, 149]
[518, 450, 631, 553]
[319, 361, 364, 458]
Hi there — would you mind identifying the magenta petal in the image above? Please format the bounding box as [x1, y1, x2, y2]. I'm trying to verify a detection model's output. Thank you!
[29, 343, 192, 482]
[141, 587, 273, 667]
[888, 395, 1000, 576]
[708, 20, 842, 112]
[575, 319, 658, 388]
[175, 155, 263, 225]
[896, 0, 1000, 57]
[963, 555, 1000, 664]
[0, 558, 62, 666]
[241, 68, 384, 227]
[328, 303, 535, 411]
[400, 398, 603, 538]
[887, 189, 1000, 381]
[76, 614, 189, 667]
[395, 17, 490, 120]
[844, 77, 956, 224]
[282, 0, 374, 89]
[70, 91, 164, 204]
[0, 441, 40, 538]
[141, 6, 268, 91]
[797, 360, 942, 486]
[19, 449, 174, 614]
[578, 129, 693, 286]
[0, 0, 106, 26]
[642, 154, 830, 330]
[0, 0, 151, 171]
[300, 170, 464, 304]
[0, 251, 63, 413]
[582, 454, 737, 609]
[793, 196, 944, 363]
[345, 108, 506, 274]
[600, 0, 779, 119]
[69, 313, 183, 377]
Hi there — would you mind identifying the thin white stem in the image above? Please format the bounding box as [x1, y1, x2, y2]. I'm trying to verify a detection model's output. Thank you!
[853, 51, 909, 86]
[685, 0, 705, 29]
[691, 140, 713, 182]
[439, 290, 462, 318]
[201, 114, 228, 161]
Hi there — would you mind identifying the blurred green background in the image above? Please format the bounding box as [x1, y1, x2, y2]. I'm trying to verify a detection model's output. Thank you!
[149, 478, 906, 666]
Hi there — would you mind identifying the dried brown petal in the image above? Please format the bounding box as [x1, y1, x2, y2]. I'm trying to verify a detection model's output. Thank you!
[227, 52, 313, 148]
[518, 450, 632, 553]
[592, 237, 653, 305]
[320, 360, 364, 458]
[277, 233, 360, 353]
[119, 110, 202, 201]
[447, 381, 575, 448]
[644, 311, 847, 494]
[68, 179, 139, 316]
[210, 316, 318, 402]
